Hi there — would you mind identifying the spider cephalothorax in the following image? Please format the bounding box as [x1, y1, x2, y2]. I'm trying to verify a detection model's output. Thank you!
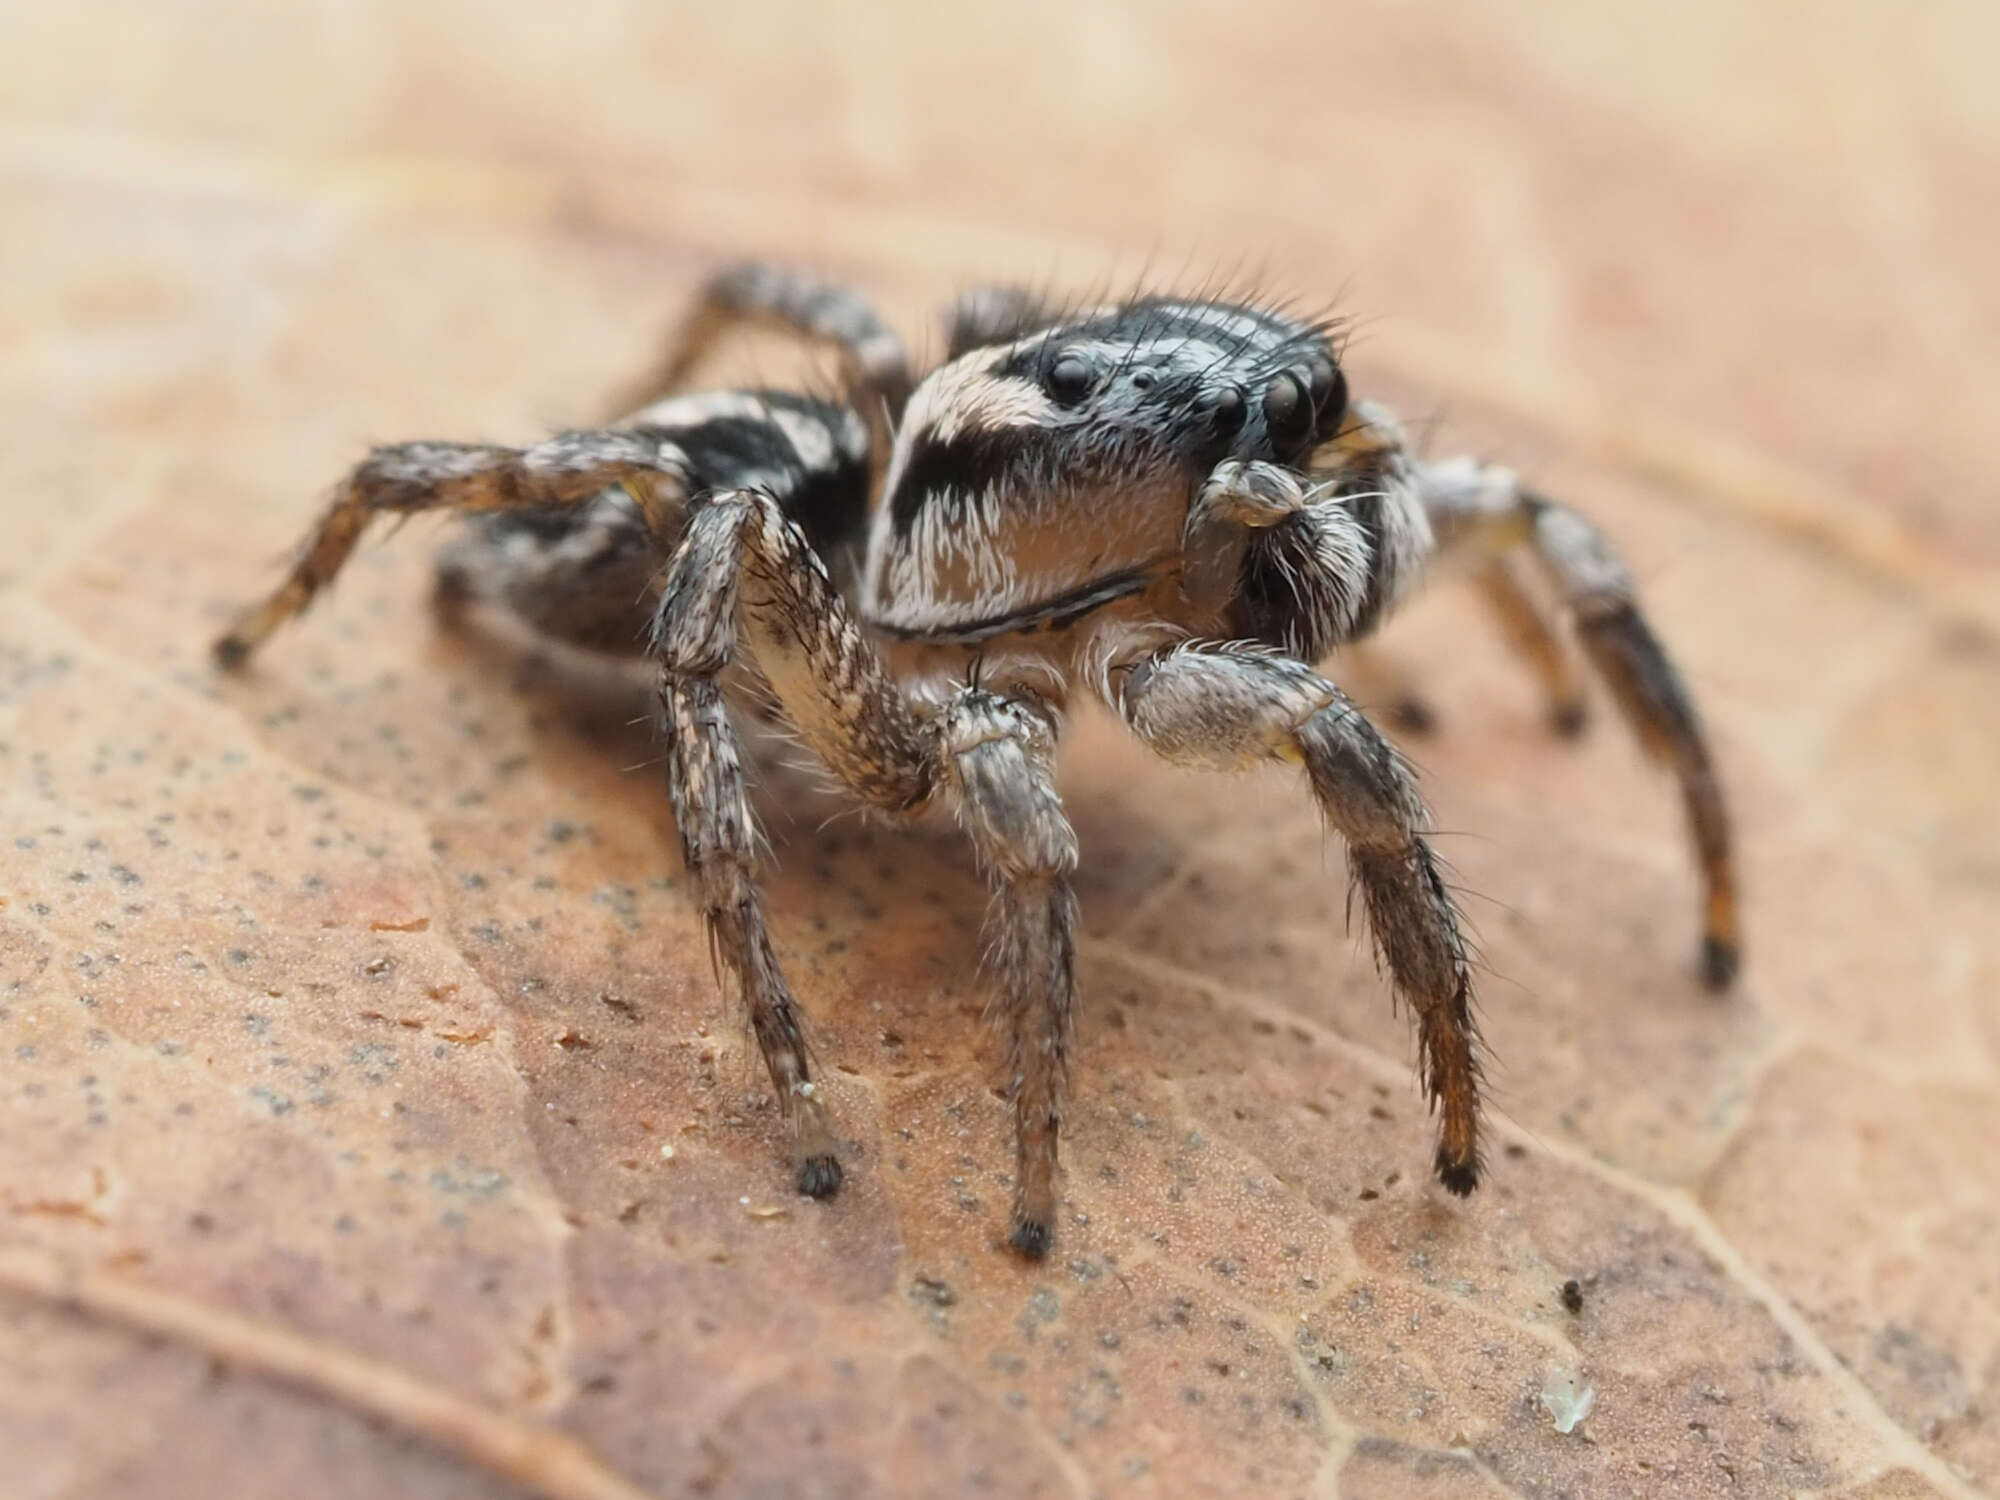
[215, 263, 1739, 1257]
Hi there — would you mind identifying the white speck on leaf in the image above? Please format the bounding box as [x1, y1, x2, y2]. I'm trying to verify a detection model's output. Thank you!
[1539, 1369, 1597, 1434]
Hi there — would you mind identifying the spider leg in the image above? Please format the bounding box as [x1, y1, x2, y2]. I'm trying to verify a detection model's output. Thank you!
[1412, 448, 1740, 989]
[1106, 641, 1482, 1194]
[661, 671, 847, 1196]
[1219, 399, 1740, 989]
[428, 392, 875, 659]
[936, 689, 1078, 1257]
[1327, 560, 1588, 739]
[655, 491, 1079, 1252]
[1468, 554, 1591, 736]
[612, 262, 913, 423]
[213, 431, 691, 667]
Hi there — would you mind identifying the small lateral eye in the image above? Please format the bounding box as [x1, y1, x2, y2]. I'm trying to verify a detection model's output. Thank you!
[1262, 371, 1310, 445]
[1046, 355, 1094, 405]
[1305, 357, 1350, 428]
[1323, 366, 1349, 425]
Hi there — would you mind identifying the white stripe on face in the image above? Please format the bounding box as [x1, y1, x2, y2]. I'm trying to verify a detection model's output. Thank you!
[894, 346, 1053, 448]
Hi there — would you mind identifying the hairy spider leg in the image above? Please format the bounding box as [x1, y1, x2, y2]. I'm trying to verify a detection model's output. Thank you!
[610, 261, 915, 428]
[1225, 397, 1739, 988]
[655, 491, 1080, 1251]
[1409, 448, 1740, 988]
[1106, 642, 1483, 1193]
[212, 430, 697, 667]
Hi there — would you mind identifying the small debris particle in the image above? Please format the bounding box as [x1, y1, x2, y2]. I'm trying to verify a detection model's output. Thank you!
[909, 1276, 955, 1308]
[660, 1144, 677, 1160]
[1539, 1369, 1597, 1435]
[1561, 1279, 1584, 1314]
[746, 1203, 790, 1221]
[369, 917, 431, 933]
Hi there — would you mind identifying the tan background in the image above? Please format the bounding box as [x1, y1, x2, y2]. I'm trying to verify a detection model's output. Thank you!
[2, 3, 1997, 1497]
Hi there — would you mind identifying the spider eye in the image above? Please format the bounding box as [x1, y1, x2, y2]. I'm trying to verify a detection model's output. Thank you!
[1046, 355, 1094, 405]
[1305, 357, 1346, 422]
[1262, 372, 1311, 446]
[1209, 384, 1246, 436]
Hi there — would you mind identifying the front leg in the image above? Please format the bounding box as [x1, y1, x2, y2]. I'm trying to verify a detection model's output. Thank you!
[655, 491, 1080, 1252]
[936, 690, 1078, 1256]
[661, 673, 845, 1195]
[1110, 643, 1483, 1193]
[654, 491, 930, 1195]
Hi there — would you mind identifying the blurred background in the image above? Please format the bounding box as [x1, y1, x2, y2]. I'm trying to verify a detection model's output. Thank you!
[9, 0, 1998, 568]
[3, 4, 1996, 1498]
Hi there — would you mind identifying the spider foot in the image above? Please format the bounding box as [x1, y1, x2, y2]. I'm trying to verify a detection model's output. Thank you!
[211, 632, 253, 672]
[1007, 1217, 1053, 1260]
[1549, 698, 1590, 738]
[1701, 934, 1740, 992]
[1389, 695, 1439, 736]
[797, 1153, 844, 1199]
[1434, 1147, 1480, 1198]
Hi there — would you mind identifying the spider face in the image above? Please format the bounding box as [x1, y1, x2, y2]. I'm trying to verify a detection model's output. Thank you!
[860, 299, 1348, 642]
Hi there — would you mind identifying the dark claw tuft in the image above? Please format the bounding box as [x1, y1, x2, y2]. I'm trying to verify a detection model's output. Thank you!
[1390, 696, 1439, 736]
[1700, 935, 1740, 992]
[431, 565, 473, 617]
[797, 1154, 844, 1199]
[1549, 699, 1590, 738]
[1007, 1218, 1053, 1259]
[212, 634, 252, 671]
[1435, 1153, 1480, 1198]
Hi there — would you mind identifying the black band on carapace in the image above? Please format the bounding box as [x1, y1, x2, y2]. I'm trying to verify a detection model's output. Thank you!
[865, 563, 1163, 645]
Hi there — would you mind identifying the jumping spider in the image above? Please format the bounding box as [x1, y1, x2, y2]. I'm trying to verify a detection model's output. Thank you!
[214, 263, 1739, 1257]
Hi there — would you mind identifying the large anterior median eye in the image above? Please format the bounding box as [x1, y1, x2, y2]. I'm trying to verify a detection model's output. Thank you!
[1045, 354, 1094, 406]
[1262, 371, 1311, 447]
